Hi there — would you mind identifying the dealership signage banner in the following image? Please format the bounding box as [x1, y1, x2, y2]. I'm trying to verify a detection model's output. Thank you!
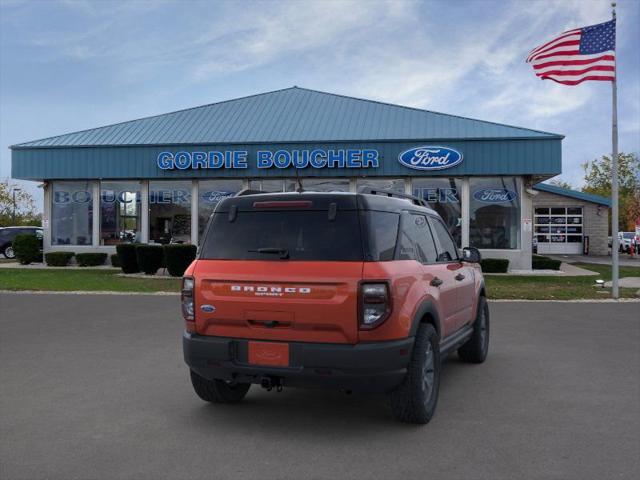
[157, 149, 380, 170]
[155, 145, 464, 171]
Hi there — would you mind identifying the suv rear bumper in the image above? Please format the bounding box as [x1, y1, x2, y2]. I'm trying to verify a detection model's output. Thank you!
[183, 332, 414, 393]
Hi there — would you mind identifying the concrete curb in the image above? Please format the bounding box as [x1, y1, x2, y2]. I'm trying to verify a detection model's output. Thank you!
[0, 290, 179, 296]
[489, 298, 640, 303]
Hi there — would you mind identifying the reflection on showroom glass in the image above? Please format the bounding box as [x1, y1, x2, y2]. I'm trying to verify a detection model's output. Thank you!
[149, 181, 191, 245]
[469, 177, 520, 250]
[100, 181, 141, 245]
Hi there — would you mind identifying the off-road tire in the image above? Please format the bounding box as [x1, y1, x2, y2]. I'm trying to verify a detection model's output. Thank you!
[3, 245, 15, 259]
[389, 324, 440, 424]
[189, 370, 251, 404]
[458, 296, 489, 364]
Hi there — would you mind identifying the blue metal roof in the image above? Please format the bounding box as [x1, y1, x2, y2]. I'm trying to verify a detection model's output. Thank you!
[12, 87, 562, 148]
[533, 183, 611, 206]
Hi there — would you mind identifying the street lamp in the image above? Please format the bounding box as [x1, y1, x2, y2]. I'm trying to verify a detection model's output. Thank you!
[12, 187, 22, 224]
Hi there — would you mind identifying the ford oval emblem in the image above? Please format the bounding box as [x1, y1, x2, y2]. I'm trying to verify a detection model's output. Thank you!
[200, 304, 216, 313]
[398, 146, 463, 171]
[473, 188, 518, 203]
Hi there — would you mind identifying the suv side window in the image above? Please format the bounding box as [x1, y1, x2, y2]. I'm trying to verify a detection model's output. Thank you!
[429, 216, 459, 262]
[396, 213, 438, 263]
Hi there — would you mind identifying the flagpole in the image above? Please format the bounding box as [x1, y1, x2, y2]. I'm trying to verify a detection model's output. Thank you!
[611, 1, 619, 299]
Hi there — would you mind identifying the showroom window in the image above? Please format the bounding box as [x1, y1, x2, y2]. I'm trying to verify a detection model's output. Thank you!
[149, 181, 192, 244]
[469, 177, 520, 249]
[356, 178, 405, 194]
[51, 181, 93, 245]
[198, 179, 243, 239]
[412, 177, 462, 246]
[100, 181, 141, 245]
[288, 178, 350, 192]
[249, 179, 286, 192]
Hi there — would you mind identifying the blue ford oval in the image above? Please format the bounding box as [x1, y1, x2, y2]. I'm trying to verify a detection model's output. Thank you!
[398, 146, 463, 171]
[473, 188, 518, 203]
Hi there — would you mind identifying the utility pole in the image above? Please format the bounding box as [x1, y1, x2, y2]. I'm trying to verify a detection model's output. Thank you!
[611, 1, 619, 298]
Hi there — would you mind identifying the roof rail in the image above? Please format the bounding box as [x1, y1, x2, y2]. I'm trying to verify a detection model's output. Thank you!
[235, 189, 265, 197]
[359, 188, 428, 207]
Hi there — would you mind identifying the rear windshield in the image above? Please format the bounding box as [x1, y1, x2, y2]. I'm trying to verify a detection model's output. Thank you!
[200, 210, 364, 261]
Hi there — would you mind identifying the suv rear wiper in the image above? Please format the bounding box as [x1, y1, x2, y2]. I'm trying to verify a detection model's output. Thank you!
[248, 247, 290, 259]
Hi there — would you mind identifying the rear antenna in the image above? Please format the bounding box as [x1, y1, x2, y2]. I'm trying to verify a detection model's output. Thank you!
[295, 167, 304, 193]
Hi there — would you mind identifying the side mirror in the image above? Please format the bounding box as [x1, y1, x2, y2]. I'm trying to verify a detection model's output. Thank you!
[462, 247, 482, 263]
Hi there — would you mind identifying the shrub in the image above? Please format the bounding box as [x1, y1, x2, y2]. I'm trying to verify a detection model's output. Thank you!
[480, 258, 509, 273]
[532, 255, 562, 270]
[75, 253, 108, 267]
[135, 245, 164, 275]
[110, 254, 121, 268]
[13, 234, 41, 265]
[116, 244, 139, 273]
[45, 252, 74, 267]
[163, 244, 197, 277]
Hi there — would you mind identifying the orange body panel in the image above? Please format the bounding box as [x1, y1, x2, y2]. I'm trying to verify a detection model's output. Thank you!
[192, 260, 362, 344]
[188, 257, 481, 344]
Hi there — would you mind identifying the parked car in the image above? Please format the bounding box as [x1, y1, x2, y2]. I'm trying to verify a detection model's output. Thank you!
[619, 232, 635, 253]
[0, 226, 43, 259]
[181, 189, 489, 424]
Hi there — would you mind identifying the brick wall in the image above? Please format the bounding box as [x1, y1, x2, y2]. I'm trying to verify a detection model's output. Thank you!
[532, 191, 609, 255]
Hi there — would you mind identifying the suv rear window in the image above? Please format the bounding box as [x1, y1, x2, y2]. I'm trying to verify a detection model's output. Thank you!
[201, 210, 364, 261]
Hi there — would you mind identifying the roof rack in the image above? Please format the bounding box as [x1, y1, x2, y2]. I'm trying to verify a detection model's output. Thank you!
[359, 188, 428, 207]
[235, 189, 265, 197]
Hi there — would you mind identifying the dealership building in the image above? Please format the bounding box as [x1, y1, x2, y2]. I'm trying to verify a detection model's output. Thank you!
[10, 87, 611, 269]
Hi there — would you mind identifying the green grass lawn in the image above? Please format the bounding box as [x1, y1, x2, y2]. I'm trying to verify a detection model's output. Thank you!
[484, 263, 640, 300]
[0, 268, 180, 293]
[0, 262, 638, 299]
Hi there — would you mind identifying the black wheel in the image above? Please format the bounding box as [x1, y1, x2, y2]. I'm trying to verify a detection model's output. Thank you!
[389, 324, 440, 424]
[3, 244, 15, 259]
[189, 370, 251, 404]
[458, 296, 490, 363]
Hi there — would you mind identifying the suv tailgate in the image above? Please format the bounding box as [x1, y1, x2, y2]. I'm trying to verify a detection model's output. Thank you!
[194, 260, 363, 344]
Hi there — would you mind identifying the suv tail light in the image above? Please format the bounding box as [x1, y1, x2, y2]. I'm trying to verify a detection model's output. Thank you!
[359, 282, 391, 330]
[182, 277, 195, 321]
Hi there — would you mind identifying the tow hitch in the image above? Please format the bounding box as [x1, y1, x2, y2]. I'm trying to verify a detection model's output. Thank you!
[260, 376, 283, 392]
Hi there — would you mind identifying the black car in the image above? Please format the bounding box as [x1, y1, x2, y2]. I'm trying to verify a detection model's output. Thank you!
[0, 226, 43, 259]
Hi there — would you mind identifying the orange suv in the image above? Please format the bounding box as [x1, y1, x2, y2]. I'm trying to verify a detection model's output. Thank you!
[182, 189, 489, 424]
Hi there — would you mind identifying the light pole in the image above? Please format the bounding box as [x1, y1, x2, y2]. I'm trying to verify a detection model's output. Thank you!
[12, 187, 22, 224]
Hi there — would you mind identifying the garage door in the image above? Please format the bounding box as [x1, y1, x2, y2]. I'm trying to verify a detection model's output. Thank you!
[535, 207, 583, 254]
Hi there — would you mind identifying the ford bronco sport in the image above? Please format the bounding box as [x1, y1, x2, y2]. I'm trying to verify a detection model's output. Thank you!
[182, 189, 489, 424]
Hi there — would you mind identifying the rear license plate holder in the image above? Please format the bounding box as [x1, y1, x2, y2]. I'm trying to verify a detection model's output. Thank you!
[248, 341, 290, 367]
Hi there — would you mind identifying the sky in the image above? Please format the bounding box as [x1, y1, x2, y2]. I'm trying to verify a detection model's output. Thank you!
[1, 0, 639, 211]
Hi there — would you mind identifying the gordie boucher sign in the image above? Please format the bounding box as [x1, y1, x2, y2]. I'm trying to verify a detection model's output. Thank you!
[156, 146, 463, 171]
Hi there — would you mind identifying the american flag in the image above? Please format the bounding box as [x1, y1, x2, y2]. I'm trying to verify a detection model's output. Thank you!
[526, 19, 616, 85]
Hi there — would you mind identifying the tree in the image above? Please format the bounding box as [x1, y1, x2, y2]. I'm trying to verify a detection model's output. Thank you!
[582, 152, 640, 232]
[547, 177, 573, 190]
[0, 180, 41, 227]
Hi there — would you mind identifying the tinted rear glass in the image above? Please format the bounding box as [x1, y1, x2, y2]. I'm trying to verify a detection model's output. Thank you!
[361, 211, 399, 261]
[201, 210, 363, 261]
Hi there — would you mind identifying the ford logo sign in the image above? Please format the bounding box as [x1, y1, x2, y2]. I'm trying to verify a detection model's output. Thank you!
[200, 304, 216, 313]
[473, 188, 518, 203]
[398, 146, 463, 171]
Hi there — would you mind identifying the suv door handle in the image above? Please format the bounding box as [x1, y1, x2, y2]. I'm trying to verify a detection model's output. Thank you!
[430, 277, 443, 287]
[455, 273, 465, 281]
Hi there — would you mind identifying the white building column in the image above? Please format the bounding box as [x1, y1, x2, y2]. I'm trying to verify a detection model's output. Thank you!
[520, 177, 533, 270]
[405, 177, 412, 196]
[92, 181, 100, 246]
[191, 180, 199, 245]
[461, 178, 470, 248]
[43, 182, 52, 252]
[140, 180, 149, 243]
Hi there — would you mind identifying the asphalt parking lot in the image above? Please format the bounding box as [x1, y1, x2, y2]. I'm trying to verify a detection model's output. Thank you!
[1, 294, 638, 480]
